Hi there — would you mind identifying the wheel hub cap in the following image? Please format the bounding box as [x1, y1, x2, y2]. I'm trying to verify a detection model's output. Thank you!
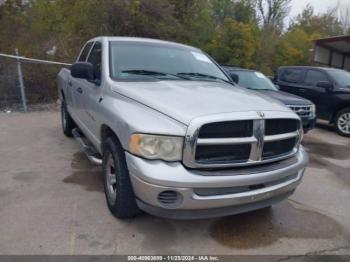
[62, 106, 67, 129]
[338, 113, 350, 134]
[106, 154, 117, 203]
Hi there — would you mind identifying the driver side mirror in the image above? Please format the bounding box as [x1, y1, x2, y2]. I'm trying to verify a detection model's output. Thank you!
[228, 73, 239, 84]
[275, 84, 280, 90]
[316, 81, 333, 89]
[71, 62, 94, 82]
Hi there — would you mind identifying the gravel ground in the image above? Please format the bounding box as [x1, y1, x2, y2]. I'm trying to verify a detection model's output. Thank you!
[0, 102, 60, 113]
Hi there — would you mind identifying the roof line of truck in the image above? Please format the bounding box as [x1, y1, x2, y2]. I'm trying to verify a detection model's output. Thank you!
[87, 36, 199, 51]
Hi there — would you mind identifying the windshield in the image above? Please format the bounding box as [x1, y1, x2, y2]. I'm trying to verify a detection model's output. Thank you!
[109, 41, 229, 82]
[230, 70, 278, 91]
[327, 69, 350, 87]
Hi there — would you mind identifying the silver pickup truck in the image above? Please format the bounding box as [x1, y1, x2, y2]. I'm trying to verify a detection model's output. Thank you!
[58, 37, 309, 219]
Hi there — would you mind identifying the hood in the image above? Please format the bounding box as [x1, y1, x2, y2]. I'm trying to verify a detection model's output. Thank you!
[258, 90, 313, 106]
[111, 80, 290, 125]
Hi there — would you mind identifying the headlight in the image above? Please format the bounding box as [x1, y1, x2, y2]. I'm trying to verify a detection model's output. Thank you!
[310, 104, 316, 115]
[129, 134, 184, 161]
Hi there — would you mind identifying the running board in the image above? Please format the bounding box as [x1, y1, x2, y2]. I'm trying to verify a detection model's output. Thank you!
[72, 128, 102, 165]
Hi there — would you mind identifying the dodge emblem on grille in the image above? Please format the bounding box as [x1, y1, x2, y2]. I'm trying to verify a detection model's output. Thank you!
[257, 111, 265, 118]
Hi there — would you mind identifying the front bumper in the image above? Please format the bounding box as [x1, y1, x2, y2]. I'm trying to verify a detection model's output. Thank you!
[126, 147, 309, 219]
[301, 115, 316, 133]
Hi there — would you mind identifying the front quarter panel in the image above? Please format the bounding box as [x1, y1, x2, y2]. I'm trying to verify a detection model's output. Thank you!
[94, 90, 188, 152]
[57, 68, 70, 102]
[330, 87, 350, 121]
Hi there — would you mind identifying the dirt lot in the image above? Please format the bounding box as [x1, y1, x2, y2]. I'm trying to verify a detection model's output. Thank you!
[0, 111, 349, 256]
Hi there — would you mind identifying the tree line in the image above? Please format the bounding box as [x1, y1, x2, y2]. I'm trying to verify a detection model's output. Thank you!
[0, 0, 349, 104]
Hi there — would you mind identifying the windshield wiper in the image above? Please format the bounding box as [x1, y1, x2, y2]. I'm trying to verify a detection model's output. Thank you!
[177, 72, 233, 85]
[121, 70, 190, 80]
[245, 87, 273, 91]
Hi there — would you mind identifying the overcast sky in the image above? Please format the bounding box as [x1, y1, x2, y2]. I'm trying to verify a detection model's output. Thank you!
[289, 0, 350, 19]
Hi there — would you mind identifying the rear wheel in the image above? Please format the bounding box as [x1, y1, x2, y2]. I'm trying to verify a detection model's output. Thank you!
[61, 99, 76, 137]
[335, 108, 350, 137]
[102, 136, 141, 218]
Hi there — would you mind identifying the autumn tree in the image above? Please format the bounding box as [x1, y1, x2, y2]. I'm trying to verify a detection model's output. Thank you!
[207, 18, 258, 68]
[255, 0, 291, 74]
[274, 28, 318, 67]
[1, 0, 349, 104]
[289, 5, 343, 37]
[338, 6, 350, 34]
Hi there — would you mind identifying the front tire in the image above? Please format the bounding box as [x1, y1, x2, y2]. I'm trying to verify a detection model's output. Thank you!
[102, 136, 141, 218]
[61, 99, 76, 137]
[335, 108, 350, 137]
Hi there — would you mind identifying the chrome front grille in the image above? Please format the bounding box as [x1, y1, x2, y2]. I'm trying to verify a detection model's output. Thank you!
[288, 105, 312, 118]
[183, 111, 301, 169]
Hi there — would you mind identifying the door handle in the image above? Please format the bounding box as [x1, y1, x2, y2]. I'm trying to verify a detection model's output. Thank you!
[298, 88, 307, 93]
[76, 87, 83, 94]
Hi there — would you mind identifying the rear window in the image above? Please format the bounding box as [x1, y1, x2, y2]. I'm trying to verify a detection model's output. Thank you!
[280, 69, 303, 83]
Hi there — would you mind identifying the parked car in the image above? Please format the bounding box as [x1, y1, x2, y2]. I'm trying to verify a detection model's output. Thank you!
[275, 66, 350, 137]
[222, 66, 316, 133]
[58, 37, 308, 219]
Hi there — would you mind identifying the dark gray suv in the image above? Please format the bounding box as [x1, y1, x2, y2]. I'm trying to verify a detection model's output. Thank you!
[222, 66, 316, 133]
[275, 66, 350, 137]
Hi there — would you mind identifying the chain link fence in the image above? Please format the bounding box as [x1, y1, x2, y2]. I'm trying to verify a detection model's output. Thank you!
[0, 52, 71, 112]
[0, 56, 20, 110]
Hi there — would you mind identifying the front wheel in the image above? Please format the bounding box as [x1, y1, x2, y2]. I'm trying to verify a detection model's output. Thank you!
[335, 108, 350, 137]
[102, 136, 141, 218]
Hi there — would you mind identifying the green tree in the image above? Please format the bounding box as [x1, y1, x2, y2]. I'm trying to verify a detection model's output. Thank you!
[289, 5, 343, 37]
[169, 0, 215, 47]
[274, 28, 319, 67]
[211, 0, 257, 25]
[1, 0, 348, 104]
[233, 0, 258, 24]
[257, 0, 291, 35]
[207, 18, 258, 68]
[254, 0, 292, 74]
[0, 0, 29, 53]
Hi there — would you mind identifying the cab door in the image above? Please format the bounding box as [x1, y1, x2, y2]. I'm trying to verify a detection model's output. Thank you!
[80, 41, 103, 142]
[68, 41, 94, 124]
[301, 69, 332, 119]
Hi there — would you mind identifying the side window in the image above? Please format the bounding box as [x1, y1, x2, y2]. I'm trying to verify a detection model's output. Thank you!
[78, 42, 93, 62]
[303, 70, 329, 86]
[87, 42, 102, 81]
[280, 69, 303, 83]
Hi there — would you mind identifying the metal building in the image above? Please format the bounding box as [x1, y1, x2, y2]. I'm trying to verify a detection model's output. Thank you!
[313, 35, 350, 70]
